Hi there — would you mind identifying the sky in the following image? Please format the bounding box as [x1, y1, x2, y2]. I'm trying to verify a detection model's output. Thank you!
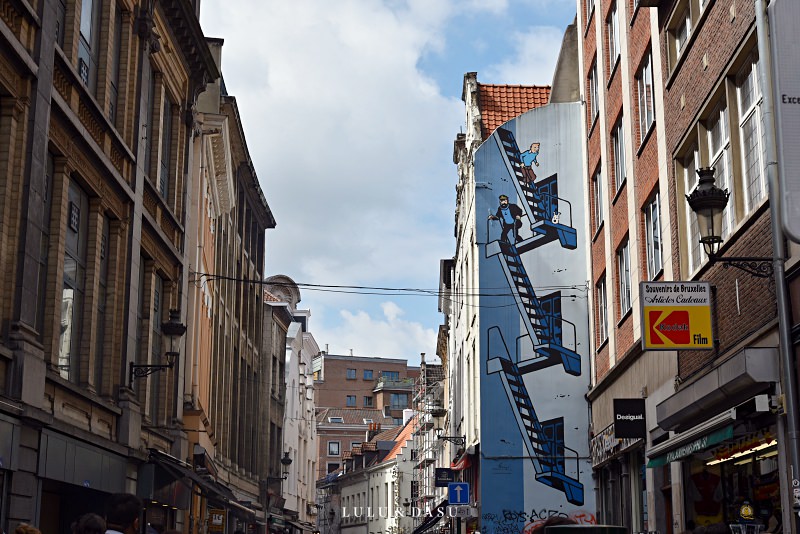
[199, 0, 577, 366]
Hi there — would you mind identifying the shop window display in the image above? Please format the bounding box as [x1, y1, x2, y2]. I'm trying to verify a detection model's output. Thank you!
[684, 427, 779, 529]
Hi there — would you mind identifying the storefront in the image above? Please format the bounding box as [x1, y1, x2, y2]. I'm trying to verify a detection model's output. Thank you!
[651, 347, 781, 529]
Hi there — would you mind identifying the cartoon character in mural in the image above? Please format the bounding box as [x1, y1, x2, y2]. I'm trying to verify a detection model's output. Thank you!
[488, 194, 524, 243]
[519, 142, 540, 184]
[483, 126, 586, 508]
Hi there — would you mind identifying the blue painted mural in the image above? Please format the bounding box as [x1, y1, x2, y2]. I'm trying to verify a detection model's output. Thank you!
[477, 103, 595, 531]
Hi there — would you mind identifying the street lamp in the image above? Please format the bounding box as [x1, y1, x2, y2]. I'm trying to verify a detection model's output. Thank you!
[266, 452, 293, 482]
[685, 167, 773, 277]
[435, 427, 466, 448]
[129, 309, 186, 388]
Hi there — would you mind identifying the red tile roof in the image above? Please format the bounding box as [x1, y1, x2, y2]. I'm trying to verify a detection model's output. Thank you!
[478, 84, 551, 141]
[383, 416, 416, 461]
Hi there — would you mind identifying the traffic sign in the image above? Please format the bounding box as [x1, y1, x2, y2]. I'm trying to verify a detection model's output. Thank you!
[448, 482, 470, 505]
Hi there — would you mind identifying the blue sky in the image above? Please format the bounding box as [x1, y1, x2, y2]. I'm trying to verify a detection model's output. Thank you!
[199, 0, 577, 365]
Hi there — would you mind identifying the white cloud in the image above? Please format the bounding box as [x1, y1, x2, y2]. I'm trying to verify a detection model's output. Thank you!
[483, 27, 566, 85]
[314, 302, 438, 362]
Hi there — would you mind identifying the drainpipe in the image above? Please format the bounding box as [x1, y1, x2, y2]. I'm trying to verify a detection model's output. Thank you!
[754, 0, 800, 528]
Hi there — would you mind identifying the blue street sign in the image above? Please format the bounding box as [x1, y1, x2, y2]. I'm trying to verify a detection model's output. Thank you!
[448, 482, 470, 505]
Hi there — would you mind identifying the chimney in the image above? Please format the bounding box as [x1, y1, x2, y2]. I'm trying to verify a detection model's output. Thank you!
[403, 409, 414, 426]
[366, 422, 381, 441]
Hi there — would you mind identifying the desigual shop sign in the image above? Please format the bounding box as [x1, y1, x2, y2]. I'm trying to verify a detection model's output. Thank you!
[640, 282, 713, 350]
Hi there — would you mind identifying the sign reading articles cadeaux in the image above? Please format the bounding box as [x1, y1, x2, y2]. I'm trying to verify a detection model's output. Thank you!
[640, 282, 713, 350]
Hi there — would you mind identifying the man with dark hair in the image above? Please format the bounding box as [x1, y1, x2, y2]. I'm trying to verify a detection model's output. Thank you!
[488, 194, 524, 243]
[105, 493, 142, 534]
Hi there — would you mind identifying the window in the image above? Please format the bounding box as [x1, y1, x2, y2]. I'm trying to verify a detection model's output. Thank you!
[363, 396, 374, 407]
[390, 393, 408, 410]
[55, 0, 66, 48]
[94, 216, 110, 389]
[612, 119, 626, 193]
[346, 368, 356, 380]
[159, 95, 174, 201]
[328, 442, 341, 456]
[588, 61, 599, 124]
[346, 395, 356, 407]
[328, 417, 344, 423]
[351, 441, 361, 449]
[617, 240, 631, 316]
[674, 8, 691, 58]
[327, 463, 340, 474]
[593, 165, 604, 230]
[683, 148, 702, 271]
[150, 275, 164, 421]
[78, 0, 101, 92]
[109, 4, 123, 124]
[705, 101, 734, 237]
[736, 54, 766, 211]
[637, 52, 655, 142]
[363, 369, 373, 380]
[60, 182, 89, 381]
[596, 277, 608, 344]
[607, 3, 620, 70]
[644, 193, 663, 279]
[586, 0, 595, 22]
[382, 371, 399, 381]
[393, 417, 404, 425]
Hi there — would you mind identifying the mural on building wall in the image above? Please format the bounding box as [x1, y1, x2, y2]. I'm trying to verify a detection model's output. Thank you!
[477, 103, 595, 528]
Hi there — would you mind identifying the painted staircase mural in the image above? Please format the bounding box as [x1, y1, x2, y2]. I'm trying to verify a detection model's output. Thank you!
[485, 125, 586, 507]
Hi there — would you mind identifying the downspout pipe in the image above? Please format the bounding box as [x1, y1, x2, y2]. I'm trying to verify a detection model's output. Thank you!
[755, 0, 800, 527]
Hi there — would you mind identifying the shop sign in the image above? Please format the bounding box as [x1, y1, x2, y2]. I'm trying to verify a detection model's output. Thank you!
[647, 425, 733, 468]
[435, 468, 455, 487]
[613, 399, 646, 439]
[769, 0, 800, 242]
[208, 509, 226, 532]
[590, 422, 641, 467]
[640, 282, 713, 350]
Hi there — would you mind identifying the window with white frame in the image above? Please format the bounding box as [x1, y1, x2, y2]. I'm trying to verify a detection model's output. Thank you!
[596, 276, 608, 344]
[683, 148, 702, 271]
[607, 3, 620, 70]
[674, 7, 691, 59]
[617, 239, 631, 316]
[593, 165, 604, 230]
[706, 101, 734, 238]
[736, 53, 766, 211]
[586, 0, 595, 23]
[644, 193, 663, 279]
[636, 52, 655, 143]
[589, 61, 599, 124]
[328, 441, 341, 456]
[612, 119, 626, 192]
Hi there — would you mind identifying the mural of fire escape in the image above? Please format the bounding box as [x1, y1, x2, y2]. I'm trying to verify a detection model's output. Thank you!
[486, 327, 584, 505]
[485, 125, 583, 504]
[493, 127, 577, 252]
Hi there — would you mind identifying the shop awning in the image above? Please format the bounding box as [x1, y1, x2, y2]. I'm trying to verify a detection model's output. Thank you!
[287, 520, 313, 532]
[656, 347, 778, 432]
[646, 412, 735, 468]
[451, 453, 472, 471]
[412, 499, 448, 534]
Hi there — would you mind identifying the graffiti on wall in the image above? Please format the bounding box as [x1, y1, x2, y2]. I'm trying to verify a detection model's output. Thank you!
[481, 509, 597, 534]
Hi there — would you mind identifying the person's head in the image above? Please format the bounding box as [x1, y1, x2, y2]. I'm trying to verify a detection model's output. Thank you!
[75, 514, 106, 534]
[530, 516, 577, 534]
[499, 194, 509, 207]
[14, 524, 41, 534]
[105, 493, 142, 533]
[530, 143, 540, 152]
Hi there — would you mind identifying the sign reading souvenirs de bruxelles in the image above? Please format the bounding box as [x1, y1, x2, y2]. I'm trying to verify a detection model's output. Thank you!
[640, 282, 713, 350]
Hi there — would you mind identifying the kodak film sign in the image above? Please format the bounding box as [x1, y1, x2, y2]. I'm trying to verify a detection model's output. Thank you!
[640, 282, 713, 350]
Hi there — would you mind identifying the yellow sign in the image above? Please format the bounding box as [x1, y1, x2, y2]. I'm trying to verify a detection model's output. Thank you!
[640, 282, 713, 350]
[209, 509, 226, 532]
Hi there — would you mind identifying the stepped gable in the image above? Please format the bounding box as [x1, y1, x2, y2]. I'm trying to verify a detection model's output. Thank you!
[478, 84, 551, 141]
